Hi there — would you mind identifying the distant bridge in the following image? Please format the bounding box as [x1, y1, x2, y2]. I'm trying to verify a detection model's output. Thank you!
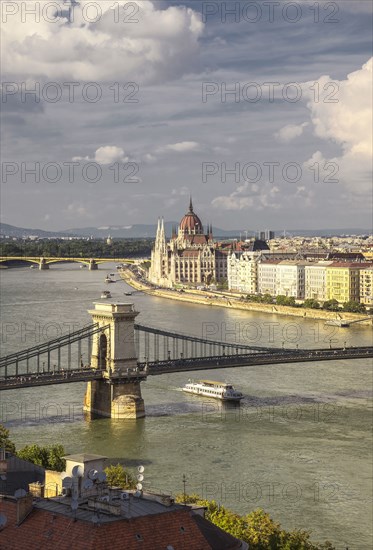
[0, 256, 136, 269]
[1, 321, 372, 391]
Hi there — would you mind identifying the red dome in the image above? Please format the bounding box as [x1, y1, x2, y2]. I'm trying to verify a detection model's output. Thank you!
[179, 199, 204, 234]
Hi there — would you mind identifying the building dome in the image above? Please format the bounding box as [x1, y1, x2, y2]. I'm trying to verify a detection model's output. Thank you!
[179, 198, 204, 235]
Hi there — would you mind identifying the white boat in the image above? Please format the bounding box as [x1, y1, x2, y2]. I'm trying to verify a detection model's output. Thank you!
[182, 380, 244, 402]
[101, 290, 112, 299]
[30, 265, 36, 269]
[105, 275, 115, 283]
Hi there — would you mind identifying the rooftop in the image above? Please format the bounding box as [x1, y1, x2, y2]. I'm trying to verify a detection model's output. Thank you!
[62, 454, 108, 464]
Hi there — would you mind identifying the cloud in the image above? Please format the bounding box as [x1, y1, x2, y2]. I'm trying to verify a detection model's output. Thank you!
[1, 0, 204, 83]
[157, 141, 200, 153]
[73, 146, 129, 165]
[65, 202, 93, 219]
[274, 122, 308, 143]
[303, 58, 372, 194]
[211, 183, 280, 211]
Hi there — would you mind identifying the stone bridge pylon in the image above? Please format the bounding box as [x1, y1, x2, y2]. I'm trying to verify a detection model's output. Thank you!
[83, 303, 146, 420]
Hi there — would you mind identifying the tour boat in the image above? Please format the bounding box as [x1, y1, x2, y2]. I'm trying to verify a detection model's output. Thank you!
[182, 380, 244, 402]
[101, 290, 112, 299]
[105, 274, 115, 283]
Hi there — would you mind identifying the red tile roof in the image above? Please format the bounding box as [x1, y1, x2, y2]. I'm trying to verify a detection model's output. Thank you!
[0, 497, 242, 550]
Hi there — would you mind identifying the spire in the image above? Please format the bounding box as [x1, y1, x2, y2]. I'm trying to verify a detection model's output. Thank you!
[189, 196, 193, 212]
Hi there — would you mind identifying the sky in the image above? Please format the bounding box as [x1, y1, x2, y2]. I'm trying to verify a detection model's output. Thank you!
[1, 0, 372, 231]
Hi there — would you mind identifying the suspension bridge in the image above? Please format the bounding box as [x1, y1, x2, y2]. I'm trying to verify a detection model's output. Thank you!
[1, 302, 372, 418]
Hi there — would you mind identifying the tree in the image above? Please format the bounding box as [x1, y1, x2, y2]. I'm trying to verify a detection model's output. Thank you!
[17, 444, 66, 472]
[303, 299, 320, 309]
[343, 301, 366, 313]
[104, 463, 136, 489]
[174, 494, 336, 549]
[261, 293, 274, 304]
[0, 424, 16, 454]
[322, 299, 340, 311]
[276, 295, 296, 307]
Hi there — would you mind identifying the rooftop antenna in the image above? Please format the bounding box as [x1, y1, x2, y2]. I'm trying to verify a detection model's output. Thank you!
[136, 465, 145, 495]
[182, 474, 187, 505]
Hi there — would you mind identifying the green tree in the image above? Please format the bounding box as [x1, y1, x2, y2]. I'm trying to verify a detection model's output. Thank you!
[303, 299, 321, 309]
[17, 444, 66, 472]
[175, 494, 336, 549]
[276, 295, 296, 307]
[342, 301, 366, 313]
[104, 463, 136, 489]
[261, 293, 274, 304]
[0, 424, 16, 454]
[322, 299, 340, 311]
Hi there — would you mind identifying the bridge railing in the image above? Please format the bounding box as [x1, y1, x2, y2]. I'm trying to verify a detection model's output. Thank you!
[0, 324, 109, 367]
[0, 323, 110, 379]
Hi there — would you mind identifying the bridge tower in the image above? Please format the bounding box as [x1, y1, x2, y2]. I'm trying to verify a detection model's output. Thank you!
[83, 302, 146, 419]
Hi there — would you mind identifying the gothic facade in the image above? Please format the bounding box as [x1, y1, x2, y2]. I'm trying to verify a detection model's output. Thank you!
[148, 199, 228, 287]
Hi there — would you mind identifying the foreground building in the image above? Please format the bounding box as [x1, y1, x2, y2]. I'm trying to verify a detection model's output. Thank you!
[0, 453, 247, 550]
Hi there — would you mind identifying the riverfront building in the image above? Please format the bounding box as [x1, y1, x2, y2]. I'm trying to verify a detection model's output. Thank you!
[359, 267, 373, 306]
[149, 198, 247, 288]
[304, 262, 333, 301]
[229, 256, 373, 305]
[325, 262, 366, 303]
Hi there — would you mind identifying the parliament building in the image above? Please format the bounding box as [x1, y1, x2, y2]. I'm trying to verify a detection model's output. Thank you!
[148, 199, 229, 287]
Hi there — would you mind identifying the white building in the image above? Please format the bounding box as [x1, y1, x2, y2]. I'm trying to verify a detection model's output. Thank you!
[257, 261, 279, 296]
[228, 251, 261, 293]
[359, 267, 373, 306]
[304, 262, 333, 301]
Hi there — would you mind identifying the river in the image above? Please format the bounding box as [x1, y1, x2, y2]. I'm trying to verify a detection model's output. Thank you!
[0, 264, 372, 547]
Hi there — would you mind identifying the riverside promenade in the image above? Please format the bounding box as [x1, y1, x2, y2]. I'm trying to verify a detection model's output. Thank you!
[118, 267, 373, 327]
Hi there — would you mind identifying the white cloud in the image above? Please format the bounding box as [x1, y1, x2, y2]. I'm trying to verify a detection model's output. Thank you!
[93, 146, 128, 165]
[211, 182, 280, 211]
[274, 122, 308, 143]
[158, 141, 200, 153]
[73, 146, 129, 165]
[303, 58, 372, 195]
[65, 202, 93, 219]
[1, 1, 204, 83]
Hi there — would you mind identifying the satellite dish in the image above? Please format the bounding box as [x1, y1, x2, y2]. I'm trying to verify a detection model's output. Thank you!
[0, 513, 8, 531]
[71, 500, 78, 511]
[83, 479, 94, 490]
[137, 465, 145, 474]
[97, 471, 107, 483]
[88, 469, 98, 480]
[72, 465, 84, 478]
[137, 474, 144, 482]
[14, 489, 27, 499]
[134, 490, 142, 498]
[62, 476, 73, 489]
[136, 483, 143, 491]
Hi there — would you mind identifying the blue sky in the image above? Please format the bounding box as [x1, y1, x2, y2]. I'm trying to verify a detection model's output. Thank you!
[1, 0, 372, 231]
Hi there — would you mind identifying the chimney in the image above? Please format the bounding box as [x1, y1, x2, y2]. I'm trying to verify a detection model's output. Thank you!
[16, 494, 33, 525]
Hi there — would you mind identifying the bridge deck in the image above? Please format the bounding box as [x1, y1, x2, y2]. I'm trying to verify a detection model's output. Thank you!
[0, 347, 371, 389]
